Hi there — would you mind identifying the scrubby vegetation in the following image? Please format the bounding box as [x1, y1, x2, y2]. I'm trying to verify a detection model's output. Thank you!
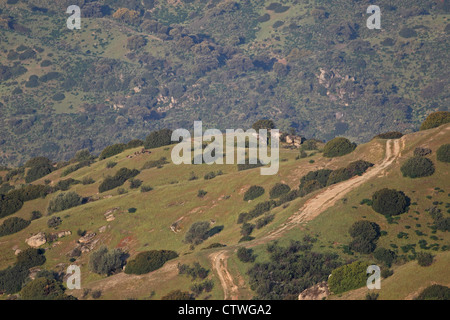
[247, 239, 340, 300]
[125, 250, 178, 275]
[47, 191, 83, 214]
[243, 186, 265, 201]
[89, 246, 127, 276]
[373, 131, 403, 139]
[348, 220, 381, 254]
[269, 183, 290, 199]
[401, 157, 435, 178]
[144, 129, 173, 149]
[323, 137, 356, 158]
[0, 217, 30, 237]
[99, 167, 140, 193]
[415, 284, 450, 300]
[437, 144, 450, 163]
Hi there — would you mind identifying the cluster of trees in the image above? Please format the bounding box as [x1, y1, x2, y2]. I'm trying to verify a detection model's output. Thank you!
[24, 157, 54, 183]
[247, 239, 340, 299]
[0, 248, 46, 294]
[322, 137, 357, 158]
[0, 184, 50, 218]
[125, 250, 178, 275]
[98, 167, 140, 193]
[298, 160, 373, 197]
[237, 247, 256, 263]
[47, 191, 83, 215]
[178, 262, 209, 280]
[89, 246, 127, 276]
[348, 220, 381, 254]
[420, 111, 450, 130]
[0, 217, 30, 237]
[144, 129, 173, 149]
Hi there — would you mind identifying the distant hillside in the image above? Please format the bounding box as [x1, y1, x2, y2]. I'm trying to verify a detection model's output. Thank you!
[0, 0, 449, 166]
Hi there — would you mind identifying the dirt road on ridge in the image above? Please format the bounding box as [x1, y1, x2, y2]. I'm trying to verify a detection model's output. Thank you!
[210, 138, 403, 300]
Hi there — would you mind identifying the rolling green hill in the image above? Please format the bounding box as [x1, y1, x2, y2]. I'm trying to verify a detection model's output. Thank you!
[0, 121, 448, 300]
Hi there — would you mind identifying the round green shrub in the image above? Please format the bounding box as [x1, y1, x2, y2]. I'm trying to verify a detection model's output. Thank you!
[436, 144, 450, 163]
[269, 183, 291, 198]
[243, 186, 265, 201]
[372, 188, 408, 217]
[401, 156, 435, 178]
[323, 137, 356, 158]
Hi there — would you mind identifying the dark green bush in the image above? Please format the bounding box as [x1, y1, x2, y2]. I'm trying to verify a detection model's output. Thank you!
[269, 183, 291, 198]
[129, 179, 142, 189]
[0, 217, 30, 237]
[436, 144, 450, 163]
[345, 160, 374, 176]
[99, 168, 140, 193]
[348, 220, 380, 254]
[237, 247, 256, 263]
[47, 191, 82, 214]
[416, 284, 450, 300]
[399, 27, 417, 38]
[25, 163, 53, 183]
[323, 137, 356, 158]
[416, 252, 433, 267]
[20, 278, 67, 300]
[89, 246, 127, 276]
[184, 221, 211, 245]
[243, 186, 265, 201]
[372, 188, 409, 217]
[401, 156, 435, 178]
[55, 178, 80, 191]
[99, 143, 126, 160]
[125, 250, 178, 275]
[420, 111, 450, 130]
[47, 216, 62, 228]
[326, 168, 351, 186]
[162, 290, 194, 300]
[255, 214, 275, 229]
[373, 131, 403, 139]
[178, 262, 209, 280]
[16, 248, 46, 269]
[414, 147, 432, 157]
[144, 129, 173, 149]
[142, 157, 168, 169]
[300, 169, 333, 188]
[373, 247, 396, 267]
[299, 180, 322, 197]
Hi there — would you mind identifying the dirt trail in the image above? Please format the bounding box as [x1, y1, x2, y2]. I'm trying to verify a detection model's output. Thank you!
[210, 139, 403, 300]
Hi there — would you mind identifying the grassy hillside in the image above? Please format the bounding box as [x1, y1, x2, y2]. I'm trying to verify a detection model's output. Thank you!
[0, 123, 448, 300]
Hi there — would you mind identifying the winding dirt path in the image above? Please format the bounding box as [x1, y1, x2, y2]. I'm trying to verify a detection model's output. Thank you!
[210, 139, 403, 300]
